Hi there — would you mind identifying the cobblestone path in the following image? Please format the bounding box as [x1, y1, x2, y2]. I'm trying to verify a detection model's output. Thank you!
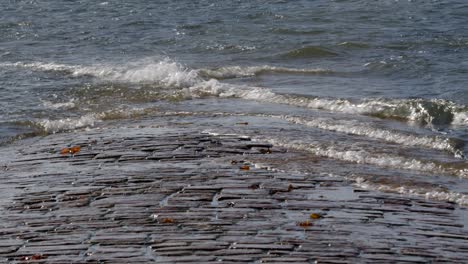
[1, 124, 468, 263]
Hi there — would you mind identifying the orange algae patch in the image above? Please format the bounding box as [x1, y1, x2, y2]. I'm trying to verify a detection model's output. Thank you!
[297, 221, 313, 227]
[70, 146, 81, 153]
[240, 165, 250, 171]
[31, 254, 47, 260]
[20, 254, 48, 261]
[161, 218, 175, 224]
[60, 148, 70, 155]
[60, 146, 81, 155]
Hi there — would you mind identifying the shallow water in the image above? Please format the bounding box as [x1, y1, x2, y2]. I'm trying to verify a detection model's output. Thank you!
[0, 0, 467, 205]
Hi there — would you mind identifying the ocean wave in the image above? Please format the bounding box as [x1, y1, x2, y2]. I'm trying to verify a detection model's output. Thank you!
[3, 60, 331, 82]
[193, 110, 463, 157]
[254, 136, 468, 178]
[270, 115, 463, 157]
[270, 28, 326, 35]
[41, 99, 76, 110]
[337, 42, 370, 49]
[5, 108, 190, 144]
[1, 59, 200, 88]
[4, 59, 467, 127]
[34, 107, 161, 133]
[202, 129, 467, 177]
[38, 114, 100, 133]
[281, 46, 339, 58]
[354, 177, 468, 206]
[187, 80, 468, 126]
[205, 44, 256, 51]
[198, 65, 331, 79]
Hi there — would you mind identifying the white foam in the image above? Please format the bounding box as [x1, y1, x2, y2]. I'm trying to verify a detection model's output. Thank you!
[4, 60, 467, 126]
[257, 137, 467, 178]
[3, 59, 200, 88]
[106, 59, 199, 87]
[193, 83, 468, 126]
[354, 177, 468, 205]
[203, 131, 468, 205]
[206, 44, 256, 51]
[275, 115, 459, 155]
[198, 111, 461, 156]
[36, 107, 160, 133]
[186, 82, 385, 114]
[424, 190, 468, 205]
[42, 99, 76, 109]
[453, 111, 468, 126]
[39, 113, 99, 133]
[186, 80, 276, 100]
[198, 65, 330, 79]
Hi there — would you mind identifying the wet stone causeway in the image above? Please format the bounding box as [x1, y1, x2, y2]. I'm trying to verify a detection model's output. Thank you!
[1, 125, 468, 263]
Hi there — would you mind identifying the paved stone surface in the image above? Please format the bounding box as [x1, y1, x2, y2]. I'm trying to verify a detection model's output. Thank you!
[1, 123, 468, 263]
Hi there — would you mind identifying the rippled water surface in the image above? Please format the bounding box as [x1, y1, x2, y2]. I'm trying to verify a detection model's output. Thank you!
[1, 0, 467, 204]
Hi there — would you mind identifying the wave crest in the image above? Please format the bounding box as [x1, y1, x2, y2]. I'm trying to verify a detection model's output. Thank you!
[257, 137, 468, 178]
[3, 60, 467, 127]
[274, 115, 463, 157]
[198, 65, 331, 79]
[282, 46, 338, 58]
[2, 59, 200, 88]
[187, 82, 468, 126]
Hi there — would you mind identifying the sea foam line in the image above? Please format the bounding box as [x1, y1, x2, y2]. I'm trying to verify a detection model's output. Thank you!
[198, 65, 331, 79]
[204, 131, 468, 205]
[193, 110, 462, 157]
[252, 136, 468, 178]
[273, 115, 462, 157]
[354, 177, 468, 206]
[4, 60, 468, 126]
[2, 59, 200, 88]
[36, 107, 161, 133]
[187, 80, 468, 126]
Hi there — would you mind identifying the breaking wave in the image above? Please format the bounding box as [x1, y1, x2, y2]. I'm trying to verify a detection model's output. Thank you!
[38, 114, 99, 133]
[187, 80, 468, 126]
[3, 60, 331, 82]
[269, 115, 464, 158]
[354, 177, 468, 206]
[203, 129, 468, 178]
[1, 59, 200, 88]
[253, 136, 468, 178]
[3, 59, 467, 126]
[198, 65, 331, 79]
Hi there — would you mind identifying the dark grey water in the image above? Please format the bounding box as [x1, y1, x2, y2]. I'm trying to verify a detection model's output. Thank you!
[1, 0, 467, 204]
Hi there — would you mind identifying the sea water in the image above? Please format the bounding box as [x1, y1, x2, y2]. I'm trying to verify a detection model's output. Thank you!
[0, 0, 467, 204]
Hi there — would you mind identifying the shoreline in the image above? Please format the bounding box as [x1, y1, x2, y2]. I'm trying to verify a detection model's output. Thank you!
[1, 119, 468, 263]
